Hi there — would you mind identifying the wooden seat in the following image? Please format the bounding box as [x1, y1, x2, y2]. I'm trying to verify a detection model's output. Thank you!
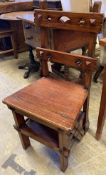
[0, 28, 17, 58]
[2, 10, 104, 172]
[3, 77, 88, 131]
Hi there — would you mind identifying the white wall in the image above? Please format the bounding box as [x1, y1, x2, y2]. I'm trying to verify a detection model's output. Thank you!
[61, 0, 90, 12]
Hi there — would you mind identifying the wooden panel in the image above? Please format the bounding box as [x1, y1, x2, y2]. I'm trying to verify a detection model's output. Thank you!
[34, 9, 104, 33]
[21, 120, 59, 150]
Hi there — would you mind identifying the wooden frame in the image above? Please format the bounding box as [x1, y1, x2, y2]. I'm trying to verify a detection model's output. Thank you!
[2, 9, 104, 172]
[3, 47, 96, 171]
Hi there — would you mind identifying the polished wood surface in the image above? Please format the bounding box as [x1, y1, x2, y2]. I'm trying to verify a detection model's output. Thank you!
[3, 9, 99, 171]
[0, 0, 33, 14]
[17, 11, 34, 23]
[3, 77, 88, 131]
[0, 11, 34, 21]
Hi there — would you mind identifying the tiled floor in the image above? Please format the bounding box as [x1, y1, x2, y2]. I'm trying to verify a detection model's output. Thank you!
[0, 53, 106, 175]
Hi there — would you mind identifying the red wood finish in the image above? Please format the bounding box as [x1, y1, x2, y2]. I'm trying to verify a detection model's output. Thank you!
[3, 47, 96, 171]
[0, 0, 33, 14]
[34, 9, 103, 33]
[34, 9, 104, 57]
[2, 8, 104, 172]
[3, 77, 88, 131]
[0, 28, 17, 58]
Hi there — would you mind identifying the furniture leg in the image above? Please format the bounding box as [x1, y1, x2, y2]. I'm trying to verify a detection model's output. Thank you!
[11, 33, 18, 59]
[12, 111, 31, 149]
[93, 65, 104, 83]
[59, 131, 69, 172]
[83, 98, 90, 133]
[19, 46, 40, 78]
[96, 66, 106, 140]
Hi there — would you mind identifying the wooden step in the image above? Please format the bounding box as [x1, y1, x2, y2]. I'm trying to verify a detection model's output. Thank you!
[20, 120, 59, 151]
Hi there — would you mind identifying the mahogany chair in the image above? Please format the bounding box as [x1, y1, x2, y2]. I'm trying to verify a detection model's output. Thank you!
[0, 28, 17, 58]
[3, 10, 103, 171]
[3, 47, 96, 172]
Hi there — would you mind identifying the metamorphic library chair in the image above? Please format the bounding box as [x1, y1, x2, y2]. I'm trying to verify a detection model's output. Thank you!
[3, 10, 103, 172]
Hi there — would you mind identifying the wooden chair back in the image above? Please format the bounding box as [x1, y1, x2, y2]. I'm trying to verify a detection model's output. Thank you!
[91, 1, 102, 13]
[34, 9, 104, 56]
[36, 47, 96, 89]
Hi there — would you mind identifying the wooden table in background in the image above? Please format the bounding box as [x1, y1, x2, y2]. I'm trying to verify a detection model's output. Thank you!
[0, 0, 33, 53]
[0, 0, 33, 14]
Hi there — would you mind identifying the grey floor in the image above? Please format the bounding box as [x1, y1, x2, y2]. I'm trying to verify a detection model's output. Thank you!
[0, 52, 106, 175]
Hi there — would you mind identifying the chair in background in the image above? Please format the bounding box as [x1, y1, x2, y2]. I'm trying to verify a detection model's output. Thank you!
[3, 10, 103, 172]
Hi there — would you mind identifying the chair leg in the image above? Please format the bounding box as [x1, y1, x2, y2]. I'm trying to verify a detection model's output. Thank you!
[60, 150, 68, 172]
[12, 111, 31, 149]
[93, 65, 104, 83]
[59, 131, 69, 172]
[11, 33, 18, 59]
[83, 98, 90, 133]
[18, 46, 40, 79]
